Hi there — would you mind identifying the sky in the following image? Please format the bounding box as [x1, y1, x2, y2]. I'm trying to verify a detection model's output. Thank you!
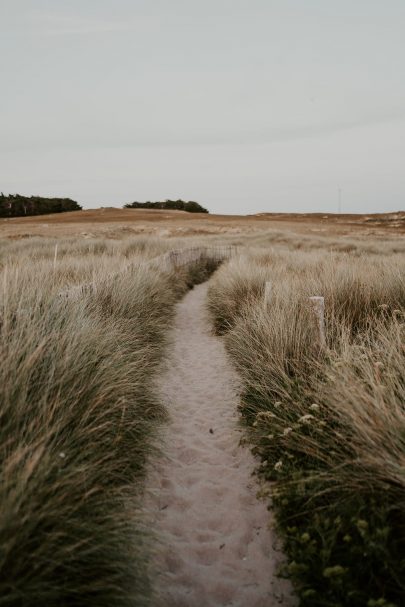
[1, 0, 405, 215]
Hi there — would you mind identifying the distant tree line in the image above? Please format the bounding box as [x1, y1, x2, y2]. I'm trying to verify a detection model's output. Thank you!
[0, 194, 82, 218]
[124, 199, 209, 213]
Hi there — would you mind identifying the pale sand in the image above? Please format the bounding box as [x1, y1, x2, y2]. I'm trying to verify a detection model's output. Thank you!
[144, 283, 295, 607]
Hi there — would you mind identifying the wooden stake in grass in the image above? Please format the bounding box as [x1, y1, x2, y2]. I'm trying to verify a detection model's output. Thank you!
[264, 281, 272, 306]
[309, 295, 326, 348]
[53, 244, 58, 271]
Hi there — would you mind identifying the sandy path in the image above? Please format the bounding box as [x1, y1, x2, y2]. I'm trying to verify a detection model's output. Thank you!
[144, 283, 294, 607]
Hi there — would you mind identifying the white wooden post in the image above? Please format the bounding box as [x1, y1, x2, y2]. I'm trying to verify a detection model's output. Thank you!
[53, 244, 58, 271]
[309, 296, 326, 348]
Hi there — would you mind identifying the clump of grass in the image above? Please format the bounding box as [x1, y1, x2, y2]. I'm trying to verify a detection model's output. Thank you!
[208, 250, 405, 606]
[206, 255, 269, 334]
[0, 238, 221, 606]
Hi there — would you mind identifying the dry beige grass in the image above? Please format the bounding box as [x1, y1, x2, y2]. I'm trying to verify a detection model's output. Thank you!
[0, 236, 220, 606]
[207, 249, 405, 606]
[1, 211, 403, 606]
[1, 207, 404, 242]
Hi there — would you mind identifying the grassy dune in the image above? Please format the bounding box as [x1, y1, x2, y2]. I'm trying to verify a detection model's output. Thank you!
[0, 237, 219, 606]
[208, 250, 405, 606]
[1, 225, 403, 606]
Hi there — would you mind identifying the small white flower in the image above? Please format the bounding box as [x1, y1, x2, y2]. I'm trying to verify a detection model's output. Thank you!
[267, 434, 274, 440]
[59, 452, 66, 459]
[256, 411, 276, 420]
[309, 403, 320, 412]
[274, 460, 283, 471]
[298, 414, 314, 424]
[283, 427, 293, 436]
[274, 401, 282, 408]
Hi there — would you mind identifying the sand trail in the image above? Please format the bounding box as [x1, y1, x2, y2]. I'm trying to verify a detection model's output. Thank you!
[144, 283, 294, 607]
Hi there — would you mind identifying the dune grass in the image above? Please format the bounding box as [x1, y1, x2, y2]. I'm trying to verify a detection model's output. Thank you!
[207, 251, 405, 606]
[0, 237, 220, 606]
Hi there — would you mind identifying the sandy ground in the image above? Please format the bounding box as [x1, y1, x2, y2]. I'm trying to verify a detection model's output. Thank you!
[143, 283, 295, 607]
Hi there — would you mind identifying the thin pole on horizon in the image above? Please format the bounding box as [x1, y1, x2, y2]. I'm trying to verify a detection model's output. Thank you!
[338, 187, 342, 214]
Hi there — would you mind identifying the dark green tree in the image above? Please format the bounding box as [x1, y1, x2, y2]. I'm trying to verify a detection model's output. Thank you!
[124, 199, 209, 213]
[0, 194, 82, 218]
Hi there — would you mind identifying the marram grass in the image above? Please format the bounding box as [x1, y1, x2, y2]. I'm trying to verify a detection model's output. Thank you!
[208, 250, 405, 607]
[0, 237, 220, 607]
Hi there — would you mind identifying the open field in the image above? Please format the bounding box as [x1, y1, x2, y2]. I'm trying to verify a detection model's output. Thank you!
[0, 209, 404, 606]
[1, 207, 404, 240]
[1, 208, 404, 263]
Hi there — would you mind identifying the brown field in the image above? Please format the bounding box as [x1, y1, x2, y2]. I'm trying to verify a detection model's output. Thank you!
[1, 207, 404, 241]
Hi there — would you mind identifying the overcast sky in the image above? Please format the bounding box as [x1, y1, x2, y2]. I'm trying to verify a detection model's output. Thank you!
[1, 1, 404, 214]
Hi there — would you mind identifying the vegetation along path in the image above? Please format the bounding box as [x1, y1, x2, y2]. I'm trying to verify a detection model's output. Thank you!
[144, 282, 294, 607]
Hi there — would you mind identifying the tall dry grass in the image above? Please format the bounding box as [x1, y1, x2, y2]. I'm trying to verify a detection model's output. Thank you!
[0, 236, 220, 606]
[207, 250, 405, 606]
[244, 230, 405, 257]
